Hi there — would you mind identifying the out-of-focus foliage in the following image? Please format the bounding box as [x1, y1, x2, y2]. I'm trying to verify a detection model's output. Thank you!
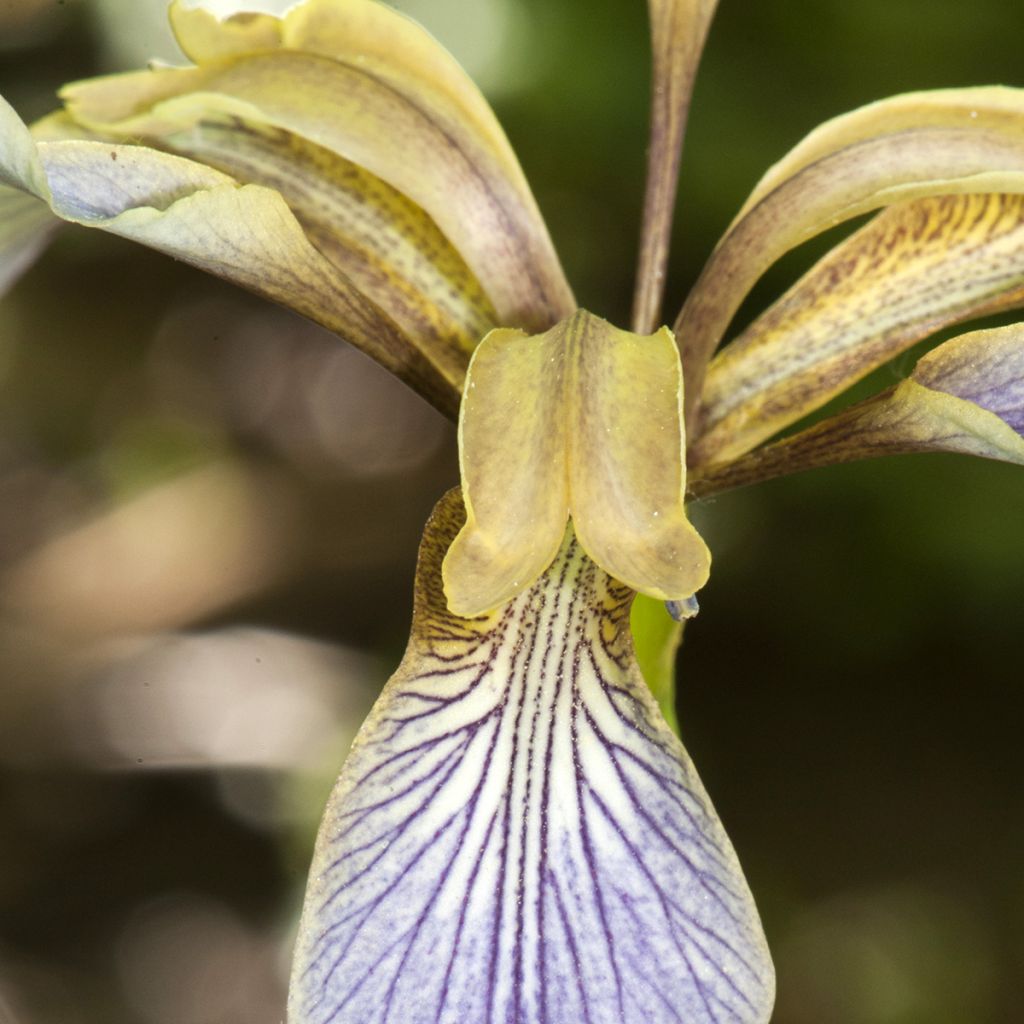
[0, 1, 1022, 1022]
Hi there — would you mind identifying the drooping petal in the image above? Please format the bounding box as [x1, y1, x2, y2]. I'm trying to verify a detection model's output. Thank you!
[693, 193, 1024, 465]
[443, 311, 710, 616]
[289, 490, 775, 1024]
[735, 87, 1024, 222]
[0, 94, 461, 413]
[63, 0, 576, 332]
[689, 323, 1024, 496]
[676, 87, 1024, 418]
[632, 0, 719, 334]
[145, 104, 495, 370]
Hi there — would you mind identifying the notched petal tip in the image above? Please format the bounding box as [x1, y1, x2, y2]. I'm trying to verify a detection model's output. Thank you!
[169, 0, 284, 65]
[449, 310, 712, 617]
[440, 514, 569, 618]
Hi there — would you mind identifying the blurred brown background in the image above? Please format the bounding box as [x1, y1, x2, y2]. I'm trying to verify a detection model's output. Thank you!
[1, 1, 1023, 1022]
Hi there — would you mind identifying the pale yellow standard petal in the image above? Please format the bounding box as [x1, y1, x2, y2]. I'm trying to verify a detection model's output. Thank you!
[442, 326, 570, 617]
[444, 311, 709, 616]
[690, 324, 1024, 496]
[676, 86, 1024, 419]
[633, 0, 718, 334]
[694, 193, 1024, 466]
[64, 0, 575, 332]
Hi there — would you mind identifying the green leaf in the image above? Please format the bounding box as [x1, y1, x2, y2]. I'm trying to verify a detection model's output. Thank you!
[630, 591, 684, 736]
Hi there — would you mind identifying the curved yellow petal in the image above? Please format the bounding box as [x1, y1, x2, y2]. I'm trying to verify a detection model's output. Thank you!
[735, 87, 1024, 223]
[567, 315, 710, 601]
[443, 326, 570, 617]
[445, 311, 709, 615]
[64, 0, 575, 332]
[0, 95, 460, 412]
[694, 193, 1024, 466]
[690, 323, 1024, 496]
[169, 3, 283, 63]
[676, 87, 1024, 418]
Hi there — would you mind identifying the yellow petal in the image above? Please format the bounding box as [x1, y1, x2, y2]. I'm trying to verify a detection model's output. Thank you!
[633, 0, 718, 333]
[690, 323, 1024, 497]
[147, 104, 496, 373]
[169, 3, 282, 62]
[736, 87, 1024, 222]
[64, 0, 575, 332]
[567, 314, 710, 601]
[444, 310, 710, 615]
[676, 86, 1024, 416]
[694, 193, 1024, 466]
[442, 325, 570, 616]
[0, 95, 460, 413]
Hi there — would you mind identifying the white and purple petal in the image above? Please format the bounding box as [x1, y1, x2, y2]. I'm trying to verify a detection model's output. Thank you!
[289, 491, 773, 1024]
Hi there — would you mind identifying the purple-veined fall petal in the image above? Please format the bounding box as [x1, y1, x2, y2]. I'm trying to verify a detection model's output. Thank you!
[289, 490, 774, 1024]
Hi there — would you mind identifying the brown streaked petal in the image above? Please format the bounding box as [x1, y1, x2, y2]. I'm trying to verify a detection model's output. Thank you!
[693, 193, 1024, 466]
[689, 323, 1024, 497]
[64, 1, 575, 332]
[153, 107, 496, 377]
[676, 88, 1024, 421]
[1, 95, 460, 413]
[632, 0, 718, 335]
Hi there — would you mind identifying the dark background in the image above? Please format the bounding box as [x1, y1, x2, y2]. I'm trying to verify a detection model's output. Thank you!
[1, 1, 1022, 1021]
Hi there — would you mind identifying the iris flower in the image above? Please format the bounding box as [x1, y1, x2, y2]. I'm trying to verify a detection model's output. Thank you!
[3, 0, 1024, 1020]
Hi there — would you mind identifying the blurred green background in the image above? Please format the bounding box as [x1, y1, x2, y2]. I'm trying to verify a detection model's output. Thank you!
[1, 1, 1023, 1022]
